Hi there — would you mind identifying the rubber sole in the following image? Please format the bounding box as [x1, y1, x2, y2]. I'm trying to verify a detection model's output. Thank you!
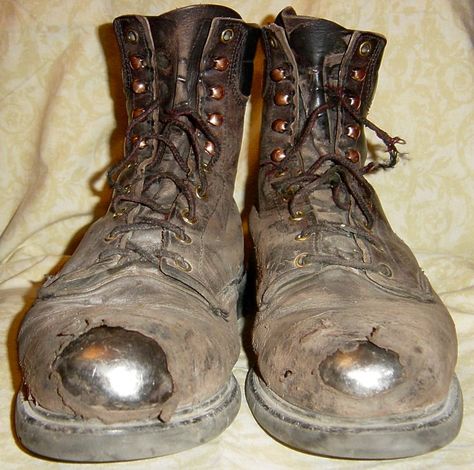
[15, 375, 240, 462]
[245, 369, 462, 459]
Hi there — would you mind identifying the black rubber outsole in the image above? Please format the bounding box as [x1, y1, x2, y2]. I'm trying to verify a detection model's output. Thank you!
[15, 375, 240, 462]
[245, 369, 462, 459]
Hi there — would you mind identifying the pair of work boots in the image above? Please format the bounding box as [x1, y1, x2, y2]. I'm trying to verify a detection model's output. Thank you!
[15, 5, 462, 462]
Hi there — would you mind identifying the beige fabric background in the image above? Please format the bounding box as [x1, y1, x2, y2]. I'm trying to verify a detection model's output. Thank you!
[1, 0, 473, 468]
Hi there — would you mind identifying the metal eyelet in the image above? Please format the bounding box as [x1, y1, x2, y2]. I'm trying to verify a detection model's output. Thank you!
[209, 86, 225, 100]
[123, 185, 131, 194]
[207, 113, 224, 127]
[346, 149, 361, 163]
[130, 55, 146, 70]
[295, 232, 311, 241]
[274, 92, 291, 106]
[272, 119, 288, 133]
[346, 125, 361, 140]
[274, 169, 287, 178]
[204, 141, 215, 156]
[378, 264, 393, 277]
[220, 29, 234, 43]
[212, 57, 230, 71]
[271, 148, 286, 162]
[269, 36, 277, 48]
[270, 67, 286, 82]
[350, 68, 367, 81]
[294, 253, 310, 268]
[174, 232, 192, 244]
[112, 211, 124, 219]
[104, 232, 118, 242]
[358, 40, 372, 57]
[346, 95, 361, 111]
[181, 209, 197, 225]
[132, 79, 146, 94]
[126, 30, 138, 44]
[174, 258, 192, 272]
[195, 186, 208, 200]
[289, 211, 304, 221]
[132, 108, 145, 118]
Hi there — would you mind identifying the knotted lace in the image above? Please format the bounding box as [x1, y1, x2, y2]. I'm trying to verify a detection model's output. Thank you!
[101, 99, 220, 268]
[269, 87, 405, 271]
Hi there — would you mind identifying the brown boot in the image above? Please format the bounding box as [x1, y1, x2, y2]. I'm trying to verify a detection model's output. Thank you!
[246, 7, 462, 459]
[15, 5, 258, 461]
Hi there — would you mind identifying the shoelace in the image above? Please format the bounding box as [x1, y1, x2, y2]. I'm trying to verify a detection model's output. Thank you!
[102, 100, 220, 269]
[269, 87, 405, 272]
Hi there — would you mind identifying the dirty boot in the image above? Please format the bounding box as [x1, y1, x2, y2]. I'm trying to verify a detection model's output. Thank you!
[15, 5, 258, 462]
[246, 7, 462, 459]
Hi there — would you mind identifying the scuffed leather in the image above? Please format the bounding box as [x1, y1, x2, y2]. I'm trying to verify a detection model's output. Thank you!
[251, 7, 458, 418]
[18, 6, 258, 423]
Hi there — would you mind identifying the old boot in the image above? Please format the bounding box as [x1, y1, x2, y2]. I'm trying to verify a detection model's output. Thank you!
[16, 5, 258, 462]
[246, 7, 462, 459]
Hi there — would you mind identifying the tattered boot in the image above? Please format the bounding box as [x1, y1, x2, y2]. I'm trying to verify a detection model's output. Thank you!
[246, 7, 462, 459]
[16, 5, 258, 462]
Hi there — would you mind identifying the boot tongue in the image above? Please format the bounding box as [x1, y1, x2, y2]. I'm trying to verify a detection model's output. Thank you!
[275, 7, 351, 69]
[148, 5, 241, 108]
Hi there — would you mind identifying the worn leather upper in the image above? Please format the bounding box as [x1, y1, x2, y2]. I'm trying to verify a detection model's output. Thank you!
[18, 5, 258, 423]
[251, 7, 457, 418]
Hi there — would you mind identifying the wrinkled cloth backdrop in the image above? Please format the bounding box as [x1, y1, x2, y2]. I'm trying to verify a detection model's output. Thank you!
[1, 0, 473, 468]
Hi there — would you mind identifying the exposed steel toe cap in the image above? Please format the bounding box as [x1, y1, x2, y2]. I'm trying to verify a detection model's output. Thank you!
[319, 341, 404, 398]
[253, 273, 457, 419]
[55, 326, 173, 410]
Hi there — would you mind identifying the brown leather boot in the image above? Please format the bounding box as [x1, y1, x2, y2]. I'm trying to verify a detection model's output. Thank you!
[15, 5, 258, 461]
[246, 7, 462, 459]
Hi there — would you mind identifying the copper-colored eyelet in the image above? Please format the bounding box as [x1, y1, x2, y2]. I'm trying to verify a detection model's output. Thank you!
[270, 67, 286, 82]
[350, 68, 367, 81]
[271, 148, 286, 162]
[207, 113, 224, 127]
[294, 253, 310, 267]
[132, 108, 145, 118]
[131, 135, 147, 148]
[181, 210, 197, 225]
[274, 92, 291, 106]
[220, 29, 234, 43]
[212, 57, 229, 71]
[272, 119, 288, 133]
[289, 211, 304, 221]
[132, 79, 146, 94]
[209, 85, 225, 100]
[358, 40, 372, 57]
[346, 125, 361, 140]
[130, 55, 146, 70]
[346, 149, 361, 163]
[204, 140, 215, 155]
[346, 95, 361, 111]
[275, 169, 287, 178]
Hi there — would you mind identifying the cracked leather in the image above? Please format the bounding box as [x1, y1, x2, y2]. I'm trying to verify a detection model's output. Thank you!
[18, 5, 258, 423]
[250, 7, 457, 418]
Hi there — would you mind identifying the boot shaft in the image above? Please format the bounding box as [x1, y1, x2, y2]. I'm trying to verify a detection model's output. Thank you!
[258, 7, 387, 212]
[113, 6, 258, 184]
